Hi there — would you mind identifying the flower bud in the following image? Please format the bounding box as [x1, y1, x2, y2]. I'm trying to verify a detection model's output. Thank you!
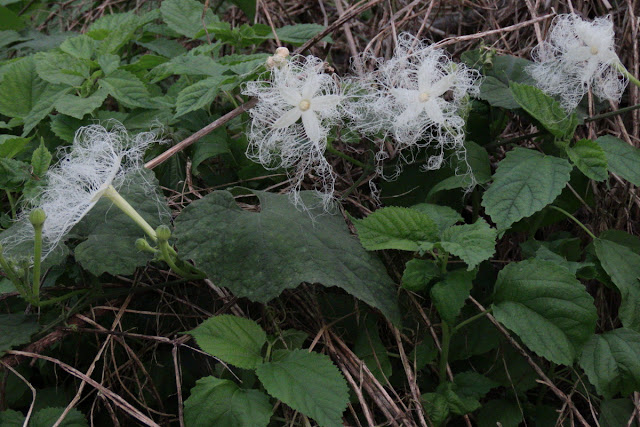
[275, 47, 289, 58]
[135, 238, 156, 253]
[155, 225, 172, 241]
[266, 56, 277, 69]
[29, 208, 46, 227]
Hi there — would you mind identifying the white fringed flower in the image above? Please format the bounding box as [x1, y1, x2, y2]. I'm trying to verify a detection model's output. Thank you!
[346, 33, 481, 179]
[528, 14, 627, 111]
[1, 123, 159, 261]
[243, 54, 343, 210]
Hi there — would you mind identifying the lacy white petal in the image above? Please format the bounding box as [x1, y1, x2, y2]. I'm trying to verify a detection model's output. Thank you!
[279, 87, 302, 106]
[395, 102, 424, 127]
[392, 88, 420, 107]
[310, 95, 342, 112]
[430, 74, 456, 98]
[423, 99, 447, 125]
[301, 73, 322, 99]
[301, 110, 322, 142]
[273, 107, 302, 128]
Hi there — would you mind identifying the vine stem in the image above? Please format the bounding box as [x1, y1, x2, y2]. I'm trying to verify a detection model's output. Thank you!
[615, 61, 640, 89]
[453, 308, 492, 333]
[5, 191, 16, 219]
[438, 322, 451, 383]
[32, 223, 43, 304]
[548, 205, 597, 240]
[326, 141, 366, 168]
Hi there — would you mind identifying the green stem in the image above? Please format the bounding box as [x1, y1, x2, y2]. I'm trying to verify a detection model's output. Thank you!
[453, 308, 492, 333]
[0, 251, 26, 296]
[548, 205, 597, 240]
[615, 62, 640, 89]
[326, 142, 366, 168]
[158, 240, 205, 280]
[102, 186, 157, 242]
[439, 321, 451, 383]
[35, 289, 89, 307]
[5, 191, 16, 219]
[585, 102, 640, 122]
[32, 224, 43, 304]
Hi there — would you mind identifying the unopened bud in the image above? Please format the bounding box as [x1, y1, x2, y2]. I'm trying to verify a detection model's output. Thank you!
[266, 56, 277, 69]
[135, 238, 156, 253]
[275, 47, 289, 58]
[29, 208, 46, 227]
[155, 225, 172, 241]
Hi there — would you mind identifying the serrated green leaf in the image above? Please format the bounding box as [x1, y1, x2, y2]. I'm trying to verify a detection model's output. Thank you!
[99, 70, 151, 108]
[477, 55, 536, 109]
[191, 127, 229, 173]
[49, 115, 87, 143]
[492, 259, 597, 365]
[0, 135, 30, 159]
[150, 55, 227, 82]
[0, 6, 24, 31]
[453, 371, 498, 399]
[22, 83, 72, 135]
[160, 0, 218, 39]
[60, 35, 98, 60]
[136, 38, 187, 58]
[596, 135, 640, 186]
[440, 218, 496, 270]
[34, 52, 89, 86]
[0, 409, 24, 426]
[31, 140, 51, 177]
[0, 158, 30, 190]
[73, 170, 170, 276]
[55, 90, 108, 119]
[184, 376, 272, 427]
[599, 399, 638, 427]
[275, 24, 327, 45]
[479, 76, 521, 109]
[510, 82, 578, 138]
[421, 392, 450, 426]
[256, 349, 348, 427]
[173, 190, 400, 324]
[410, 203, 462, 233]
[477, 399, 522, 427]
[97, 54, 120, 76]
[566, 139, 608, 181]
[0, 58, 46, 118]
[353, 206, 439, 252]
[594, 239, 640, 331]
[482, 148, 573, 230]
[175, 76, 225, 118]
[0, 314, 39, 356]
[580, 328, 640, 398]
[29, 407, 88, 427]
[189, 315, 266, 369]
[401, 258, 440, 292]
[431, 269, 475, 323]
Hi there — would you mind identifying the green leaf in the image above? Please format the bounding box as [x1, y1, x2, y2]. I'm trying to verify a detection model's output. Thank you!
[191, 127, 229, 173]
[510, 82, 578, 138]
[401, 258, 440, 292]
[430, 269, 475, 323]
[275, 24, 327, 45]
[0, 6, 25, 31]
[481, 148, 573, 230]
[99, 70, 151, 108]
[422, 382, 481, 425]
[0, 158, 30, 190]
[150, 55, 227, 81]
[228, 0, 256, 20]
[453, 371, 498, 399]
[188, 315, 266, 369]
[55, 90, 108, 119]
[0, 314, 39, 356]
[0, 58, 46, 118]
[596, 135, 640, 186]
[594, 239, 640, 331]
[566, 139, 608, 181]
[0, 135, 30, 159]
[599, 399, 639, 427]
[479, 76, 521, 109]
[22, 84, 72, 135]
[29, 407, 88, 427]
[0, 409, 24, 426]
[354, 316, 392, 382]
[173, 190, 400, 324]
[160, 0, 218, 39]
[97, 54, 120, 76]
[477, 55, 535, 109]
[60, 35, 98, 60]
[410, 203, 462, 233]
[256, 349, 348, 427]
[353, 206, 439, 252]
[477, 399, 522, 427]
[184, 377, 272, 427]
[421, 392, 449, 426]
[579, 328, 640, 398]
[439, 218, 496, 270]
[31, 139, 51, 177]
[175, 76, 225, 118]
[73, 170, 170, 276]
[34, 52, 89, 87]
[492, 259, 597, 365]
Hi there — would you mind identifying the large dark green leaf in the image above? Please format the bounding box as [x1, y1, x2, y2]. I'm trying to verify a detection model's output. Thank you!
[579, 328, 640, 398]
[596, 135, 640, 186]
[492, 259, 597, 365]
[0, 313, 39, 356]
[173, 190, 400, 323]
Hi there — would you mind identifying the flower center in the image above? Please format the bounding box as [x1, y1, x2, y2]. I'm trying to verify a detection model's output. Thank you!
[299, 99, 311, 111]
[419, 92, 430, 102]
[590, 45, 599, 55]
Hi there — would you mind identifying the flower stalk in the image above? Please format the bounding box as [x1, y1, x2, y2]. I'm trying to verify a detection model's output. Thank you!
[102, 185, 157, 242]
